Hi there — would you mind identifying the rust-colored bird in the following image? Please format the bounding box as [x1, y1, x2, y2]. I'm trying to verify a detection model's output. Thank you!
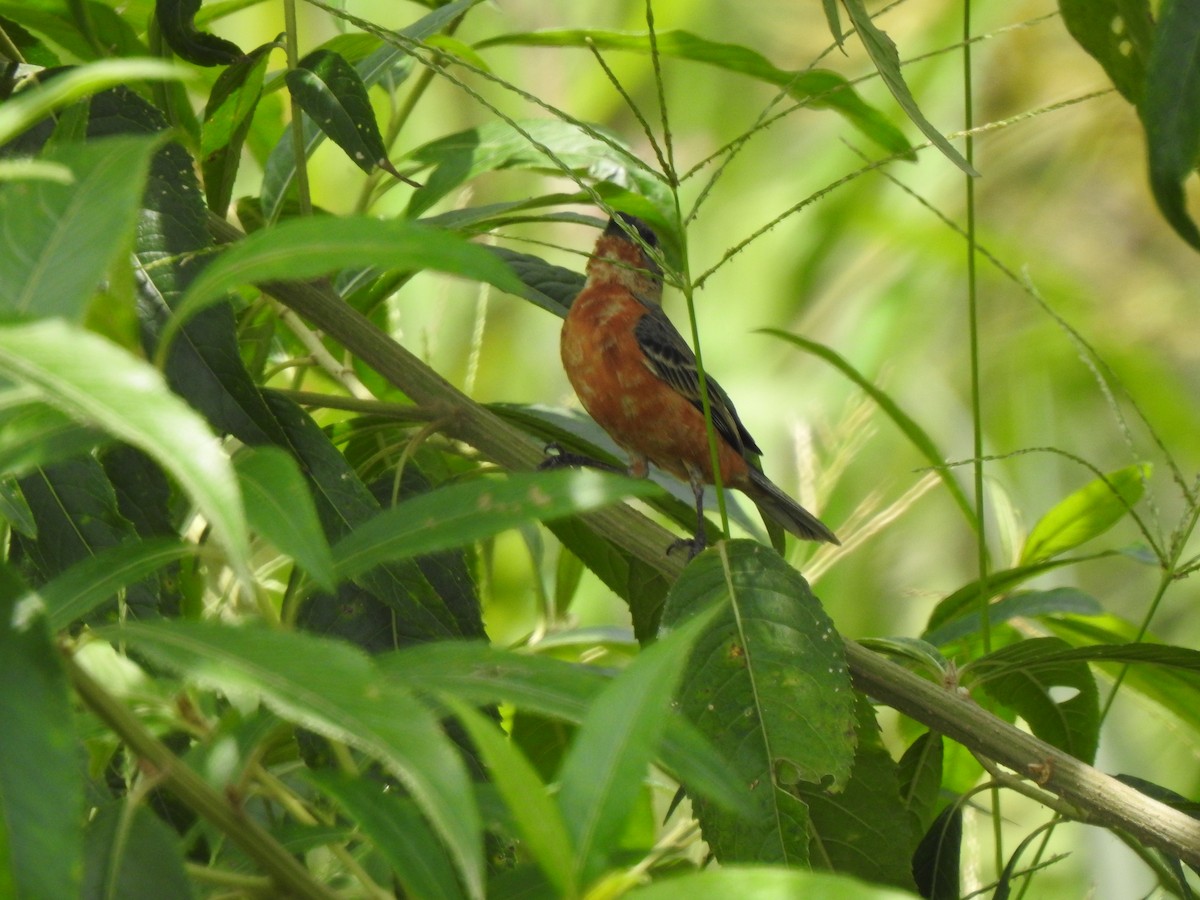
[558, 213, 839, 556]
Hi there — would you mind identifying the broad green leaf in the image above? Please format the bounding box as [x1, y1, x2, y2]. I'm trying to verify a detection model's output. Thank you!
[0, 135, 160, 320]
[966, 637, 1100, 763]
[922, 587, 1104, 647]
[1059, 0, 1154, 104]
[799, 698, 916, 889]
[922, 554, 1110, 640]
[840, 0, 977, 175]
[1140, 0, 1200, 249]
[155, 0, 241, 65]
[306, 771, 466, 900]
[446, 700, 575, 896]
[377, 641, 750, 815]
[32, 537, 193, 630]
[485, 247, 584, 316]
[110, 621, 485, 900]
[1021, 463, 1149, 563]
[626, 867, 922, 899]
[661, 541, 856, 865]
[331, 469, 658, 581]
[0, 320, 249, 575]
[764, 329, 975, 529]
[286, 49, 390, 174]
[402, 119, 670, 219]
[260, 0, 479, 221]
[235, 447, 335, 592]
[556, 604, 721, 887]
[1047, 616, 1200, 735]
[0, 59, 187, 146]
[82, 802, 193, 899]
[162, 215, 525, 358]
[477, 30, 912, 160]
[0, 573, 83, 900]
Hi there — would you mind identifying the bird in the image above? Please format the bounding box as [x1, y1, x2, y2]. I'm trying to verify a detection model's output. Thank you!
[556, 212, 839, 557]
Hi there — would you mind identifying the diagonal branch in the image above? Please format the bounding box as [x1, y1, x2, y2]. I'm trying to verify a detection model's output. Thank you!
[207, 213, 1200, 871]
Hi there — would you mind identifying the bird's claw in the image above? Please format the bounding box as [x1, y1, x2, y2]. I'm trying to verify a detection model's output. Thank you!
[537, 442, 624, 474]
[666, 534, 707, 561]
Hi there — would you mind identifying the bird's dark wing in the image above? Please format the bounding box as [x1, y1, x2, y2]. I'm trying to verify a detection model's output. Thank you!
[633, 307, 763, 457]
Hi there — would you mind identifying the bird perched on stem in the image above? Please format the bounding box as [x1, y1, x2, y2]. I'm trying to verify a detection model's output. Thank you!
[556, 212, 839, 557]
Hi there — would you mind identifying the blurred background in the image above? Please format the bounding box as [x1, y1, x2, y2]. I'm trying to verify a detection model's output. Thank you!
[212, 1, 1200, 894]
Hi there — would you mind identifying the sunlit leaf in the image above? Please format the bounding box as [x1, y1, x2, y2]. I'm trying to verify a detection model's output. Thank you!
[840, 0, 976, 175]
[331, 469, 658, 581]
[626, 867, 923, 899]
[0, 135, 160, 320]
[235, 446, 335, 592]
[1020, 463, 1149, 563]
[0, 320, 249, 575]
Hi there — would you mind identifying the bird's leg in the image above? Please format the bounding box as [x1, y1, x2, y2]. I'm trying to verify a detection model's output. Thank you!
[667, 467, 708, 560]
[537, 441, 624, 473]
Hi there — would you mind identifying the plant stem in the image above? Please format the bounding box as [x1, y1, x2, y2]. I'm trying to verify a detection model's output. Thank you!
[283, 0, 312, 218]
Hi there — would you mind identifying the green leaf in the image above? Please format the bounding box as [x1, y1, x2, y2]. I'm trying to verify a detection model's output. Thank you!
[235, 447, 335, 592]
[163, 215, 525, 358]
[922, 587, 1104, 647]
[897, 732, 944, 839]
[839, 0, 977, 176]
[0, 59, 188, 146]
[0, 320, 249, 576]
[110, 621, 485, 900]
[967, 637, 1100, 763]
[33, 537, 193, 630]
[763, 329, 976, 530]
[306, 771, 466, 900]
[1139, 0, 1200, 249]
[402, 118, 670, 219]
[921, 554, 1109, 641]
[0, 571, 83, 900]
[331, 469, 658, 581]
[155, 0, 242, 66]
[82, 802, 193, 899]
[475, 30, 912, 160]
[377, 641, 750, 815]
[556, 604, 721, 887]
[661, 541, 856, 865]
[485, 247, 584, 316]
[446, 700, 575, 896]
[0, 478, 35, 537]
[202, 42, 274, 215]
[259, 0, 478, 221]
[0, 399, 105, 477]
[912, 805, 962, 900]
[1058, 0, 1154, 104]
[286, 49, 390, 174]
[799, 698, 917, 889]
[626, 867, 923, 899]
[1020, 463, 1149, 563]
[0, 135, 160, 320]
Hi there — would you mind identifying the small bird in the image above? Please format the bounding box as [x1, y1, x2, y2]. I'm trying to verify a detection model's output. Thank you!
[558, 212, 839, 556]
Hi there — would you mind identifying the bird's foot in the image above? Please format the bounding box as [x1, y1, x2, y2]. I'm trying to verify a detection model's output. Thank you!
[537, 442, 624, 473]
[666, 533, 707, 561]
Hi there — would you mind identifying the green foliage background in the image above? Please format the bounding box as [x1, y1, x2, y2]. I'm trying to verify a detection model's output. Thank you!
[4, 0, 1200, 897]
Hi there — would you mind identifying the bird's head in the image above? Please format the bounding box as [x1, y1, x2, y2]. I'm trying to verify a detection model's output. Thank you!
[587, 212, 664, 299]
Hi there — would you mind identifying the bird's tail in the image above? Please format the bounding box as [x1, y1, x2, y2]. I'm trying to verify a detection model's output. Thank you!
[744, 468, 840, 545]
